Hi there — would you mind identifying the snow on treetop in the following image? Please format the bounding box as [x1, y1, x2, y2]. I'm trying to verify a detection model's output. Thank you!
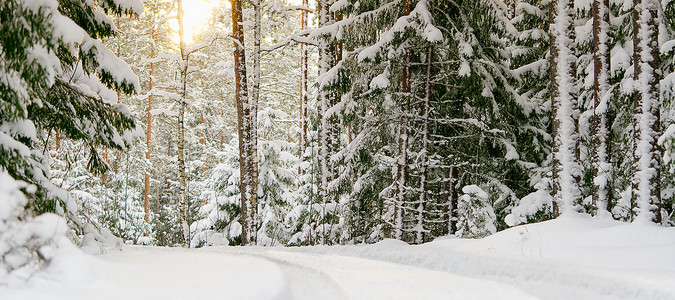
[357, 0, 444, 63]
[462, 185, 489, 199]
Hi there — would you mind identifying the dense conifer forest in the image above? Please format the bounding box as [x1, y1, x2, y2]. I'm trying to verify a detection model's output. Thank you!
[1, 1, 674, 296]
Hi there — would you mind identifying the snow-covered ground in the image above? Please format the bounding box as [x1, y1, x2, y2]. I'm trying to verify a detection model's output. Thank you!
[2, 213, 674, 299]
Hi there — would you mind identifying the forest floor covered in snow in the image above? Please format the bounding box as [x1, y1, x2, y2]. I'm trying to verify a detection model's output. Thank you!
[2, 213, 675, 300]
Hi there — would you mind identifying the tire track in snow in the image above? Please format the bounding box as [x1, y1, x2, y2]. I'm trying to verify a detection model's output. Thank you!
[275, 245, 675, 300]
[211, 249, 348, 300]
[213, 247, 538, 300]
[251, 253, 349, 300]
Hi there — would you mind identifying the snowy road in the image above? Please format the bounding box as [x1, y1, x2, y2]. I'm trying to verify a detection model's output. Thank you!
[3, 215, 675, 299]
[217, 247, 537, 300]
[99, 246, 537, 300]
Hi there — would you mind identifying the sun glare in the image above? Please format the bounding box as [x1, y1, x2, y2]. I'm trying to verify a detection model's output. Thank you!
[170, 0, 220, 46]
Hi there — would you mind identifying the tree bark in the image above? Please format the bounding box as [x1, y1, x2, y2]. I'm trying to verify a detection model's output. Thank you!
[316, 0, 338, 245]
[144, 41, 155, 234]
[299, 0, 309, 163]
[231, 0, 254, 244]
[592, 0, 612, 216]
[415, 48, 433, 244]
[250, 0, 262, 244]
[450, 166, 459, 234]
[632, 0, 661, 223]
[550, 0, 581, 215]
[177, 0, 190, 247]
[393, 0, 411, 240]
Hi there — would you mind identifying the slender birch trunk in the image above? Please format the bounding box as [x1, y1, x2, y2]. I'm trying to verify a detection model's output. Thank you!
[177, 0, 190, 247]
[250, 0, 262, 244]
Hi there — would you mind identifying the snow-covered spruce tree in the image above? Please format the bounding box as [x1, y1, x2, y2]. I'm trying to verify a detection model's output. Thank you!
[191, 143, 243, 247]
[311, 0, 437, 243]
[191, 110, 299, 247]
[505, 0, 555, 224]
[428, 0, 547, 236]
[49, 139, 148, 245]
[573, 0, 609, 214]
[53, 0, 182, 246]
[306, 0, 344, 245]
[456, 185, 497, 238]
[270, 0, 340, 246]
[660, 0, 675, 225]
[298, 0, 400, 245]
[1, 0, 142, 275]
[316, 0, 543, 243]
[606, 0, 636, 221]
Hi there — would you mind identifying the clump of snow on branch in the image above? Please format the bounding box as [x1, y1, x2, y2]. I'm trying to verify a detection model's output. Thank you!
[0, 171, 68, 282]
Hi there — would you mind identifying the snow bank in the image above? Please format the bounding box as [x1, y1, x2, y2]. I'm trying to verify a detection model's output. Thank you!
[2, 246, 291, 300]
[5, 215, 674, 299]
[434, 213, 675, 271]
[0, 171, 70, 284]
[278, 214, 675, 299]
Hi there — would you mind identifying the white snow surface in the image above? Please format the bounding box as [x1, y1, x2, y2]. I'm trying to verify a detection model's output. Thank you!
[3, 214, 675, 299]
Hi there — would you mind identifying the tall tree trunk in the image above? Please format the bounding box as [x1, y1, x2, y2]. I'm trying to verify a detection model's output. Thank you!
[177, 0, 190, 247]
[144, 42, 155, 234]
[55, 129, 61, 151]
[250, 0, 262, 244]
[102, 144, 108, 186]
[415, 48, 433, 244]
[200, 112, 206, 154]
[550, 0, 581, 215]
[592, 0, 612, 216]
[632, 0, 661, 223]
[549, 0, 559, 216]
[231, 0, 254, 244]
[299, 0, 309, 163]
[317, 0, 338, 245]
[450, 166, 459, 234]
[393, 0, 411, 240]
[442, 168, 451, 236]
